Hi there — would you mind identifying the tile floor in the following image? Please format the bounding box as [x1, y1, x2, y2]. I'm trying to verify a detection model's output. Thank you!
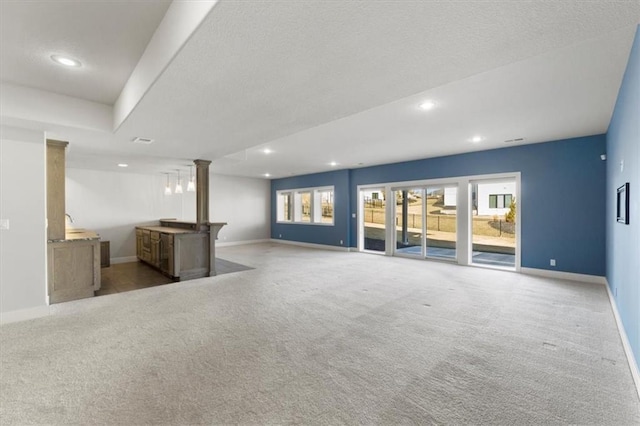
[97, 261, 174, 296]
[97, 258, 255, 297]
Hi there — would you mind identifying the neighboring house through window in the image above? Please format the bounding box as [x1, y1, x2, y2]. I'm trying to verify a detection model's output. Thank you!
[477, 181, 516, 215]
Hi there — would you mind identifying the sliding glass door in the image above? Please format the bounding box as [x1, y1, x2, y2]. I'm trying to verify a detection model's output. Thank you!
[425, 186, 457, 260]
[361, 188, 387, 252]
[391, 185, 457, 260]
[470, 179, 516, 268]
[394, 189, 424, 256]
[359, 174, 519, 271]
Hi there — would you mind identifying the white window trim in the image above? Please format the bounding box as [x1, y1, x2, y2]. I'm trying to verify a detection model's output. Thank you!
[276, 186, 335, 226]
[357, 172, 521, 272]
[276, 191, 293, 222]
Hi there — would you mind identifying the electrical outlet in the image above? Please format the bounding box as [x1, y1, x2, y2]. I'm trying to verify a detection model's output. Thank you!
[340, 240, 343, 245]
[0, 219, 9, 230]
[279, 234, 282, 238]
[352, 213, 356, 218]
[550, 259, 556, 267]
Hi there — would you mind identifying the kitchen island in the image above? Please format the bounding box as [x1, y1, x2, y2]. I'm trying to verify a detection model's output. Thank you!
[47, 228, 101, 303]
[136, 219, 226, 281]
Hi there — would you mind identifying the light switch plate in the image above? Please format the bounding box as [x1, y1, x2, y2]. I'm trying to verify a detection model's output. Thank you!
[0, 219, 9, 230]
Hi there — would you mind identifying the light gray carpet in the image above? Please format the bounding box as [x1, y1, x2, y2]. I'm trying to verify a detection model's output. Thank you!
[1, 243, 638, 425]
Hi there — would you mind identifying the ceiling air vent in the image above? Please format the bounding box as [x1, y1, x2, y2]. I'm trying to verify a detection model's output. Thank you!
[504, 137, 525, 144]
[132, 137, 154, 145]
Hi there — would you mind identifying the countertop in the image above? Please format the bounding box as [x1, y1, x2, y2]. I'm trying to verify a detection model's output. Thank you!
[48, 228, 100, 243]
[159, 219, 228, 226]
[136, 225, 199, 234]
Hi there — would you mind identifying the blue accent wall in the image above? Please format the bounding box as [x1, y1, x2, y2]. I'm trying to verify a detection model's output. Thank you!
[271, 169, 350, 247]
[272, 135, 607, 277]
[348, 136, 606, 276]
[606, 25, 639, 367]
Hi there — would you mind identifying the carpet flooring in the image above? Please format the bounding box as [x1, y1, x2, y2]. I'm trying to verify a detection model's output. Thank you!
[1, 243, 638, 425]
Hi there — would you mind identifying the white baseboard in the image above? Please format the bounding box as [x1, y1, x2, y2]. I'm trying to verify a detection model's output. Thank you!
[110, 256, 138, 265]
[270, 238, 351, 252]
[216, 239, 271, 248]
[0, 305, 50, 325]
[521, 267, 606, 285]
[605, 280, 640, 401]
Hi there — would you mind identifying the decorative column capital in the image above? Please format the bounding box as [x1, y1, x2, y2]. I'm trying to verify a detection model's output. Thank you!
[46, 139, 69, 149]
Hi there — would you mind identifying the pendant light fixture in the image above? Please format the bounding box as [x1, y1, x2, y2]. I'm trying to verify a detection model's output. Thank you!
[187, 165, 196, 192]
[175, 169, 183, 194]
[164, 173, 172, 195]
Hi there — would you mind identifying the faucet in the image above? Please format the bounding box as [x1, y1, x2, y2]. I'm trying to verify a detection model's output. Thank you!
[65, 213, 74, 224]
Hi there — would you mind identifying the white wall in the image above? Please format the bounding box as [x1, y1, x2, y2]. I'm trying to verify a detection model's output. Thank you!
[66, 169, 270, 261]
[209, 173, 271, 243]
[0, 126, 48, 321]
[66, 169, 184, 260]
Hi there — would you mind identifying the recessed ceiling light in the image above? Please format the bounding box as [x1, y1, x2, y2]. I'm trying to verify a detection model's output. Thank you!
[132, 137, 154, 145]
[117, 163, 128, 168]
[471, 135, 483, 143]
[264, 173, 271, 177]
[50, 55, 81, 68]
[262, 148, 273, 154]
[329, 161, 338, 167]
[418, 100, 436, 111]
[504, 137, 526, 144]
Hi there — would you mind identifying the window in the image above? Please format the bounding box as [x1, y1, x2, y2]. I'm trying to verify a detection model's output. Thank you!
[489, 194, 512, 209]
[300, 192, 311, 222]
[317, 190, 334, 223]
[277, 192, 292, 222]
[505, 194, 513, 207]
[277, 186, 335, 225]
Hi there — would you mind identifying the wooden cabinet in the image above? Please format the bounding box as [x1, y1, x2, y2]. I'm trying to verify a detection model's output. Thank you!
[160, 233, 174, 276]
[135, 228, 160, 267]
[150, 231, 160, 267]
[100, 241, 110, 267]
[136, 229, 143, 258]
[139, 229, 152, 263]
[48, 239, 100, 304]
[136, 225, 211, 281]
[136, 229, 161, 268]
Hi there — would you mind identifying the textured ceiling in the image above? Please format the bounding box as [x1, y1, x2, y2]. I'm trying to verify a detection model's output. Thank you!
[116, 1, 640, 161]
[205, 26, 635, 178]
[1, 1, 639, 178]
[0, 0, 171, 104]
